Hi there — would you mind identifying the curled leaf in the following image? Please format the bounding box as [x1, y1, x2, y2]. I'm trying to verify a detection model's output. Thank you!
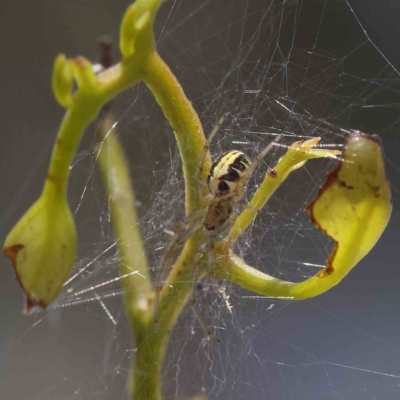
[52, 54, 73, 108]
[119, 3, 156, 62]
[4, 191, 77, 313]
[308, 131, 392, 279]
[70, 56, 98, 92]
[120, 4, 137, 58]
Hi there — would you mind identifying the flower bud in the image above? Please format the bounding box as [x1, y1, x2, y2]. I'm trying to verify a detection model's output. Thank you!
[4, 191, 77, 313]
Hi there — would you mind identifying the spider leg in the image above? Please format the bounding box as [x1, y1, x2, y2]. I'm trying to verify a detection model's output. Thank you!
[154, 214, 206, 330]
[203, 212, 235, 276]
[190, 253, 220, 342]
[197, 116, 226, 198]
[198, 178, 209, 187]
[153, 286, 162, 331]
[245, 134, 282, 178]
[160, 211, 207, 269]
[235, 135, 282, 200]
[190, 302, 220, 343]
[212, 214, 236, 241]
[232, 202, 260, 213]
[207, 238, 215, 275]
[156, 219, 204, 296]
[197, 116, 226, 180]
[183, 207, 209, 225]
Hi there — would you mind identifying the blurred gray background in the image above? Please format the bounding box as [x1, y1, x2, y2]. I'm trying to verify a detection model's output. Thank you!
[1, 1, 400, 399]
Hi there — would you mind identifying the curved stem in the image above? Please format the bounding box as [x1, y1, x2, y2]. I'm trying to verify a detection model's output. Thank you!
[130, 50, 210, 399]
[43, 99, 102, 197]
[45, 66, 143, 198]
[215, 251, 344, 300]
[142, 51, 208, 214]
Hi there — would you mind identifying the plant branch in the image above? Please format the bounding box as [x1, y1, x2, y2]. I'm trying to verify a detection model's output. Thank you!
[128, 48, 210, 400]
[142, 51, 208, 213]
[215, 250, 350, 299]
[96, 115, 153, 342]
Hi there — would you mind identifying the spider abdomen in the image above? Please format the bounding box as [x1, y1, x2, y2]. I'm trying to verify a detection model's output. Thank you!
[207, 151, 251, 198]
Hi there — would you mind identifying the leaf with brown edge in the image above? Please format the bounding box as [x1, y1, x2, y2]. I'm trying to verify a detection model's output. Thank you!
[307, 131, 392, 281]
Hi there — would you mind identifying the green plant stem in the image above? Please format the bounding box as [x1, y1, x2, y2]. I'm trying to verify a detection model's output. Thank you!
[95, 116, 152, 343]
[215, 251, 345, 299]
[143, 51, 208, 212]
[45, 63, 145, 200]
[91, 31, 208, 400]
[43, 100, 100, 197]
[131, 244, 200, 400]
[127, 50, 210, 400]
[95, 116, 158, 398]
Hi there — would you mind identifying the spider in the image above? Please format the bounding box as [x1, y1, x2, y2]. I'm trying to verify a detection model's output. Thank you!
[155, 118, 281, 341]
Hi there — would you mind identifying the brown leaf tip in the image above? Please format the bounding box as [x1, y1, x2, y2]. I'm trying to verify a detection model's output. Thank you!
[4, 244, 25, 266]
[4, 244, 47, 315]
[24, 297, 46, 315]
[74, 56, 90, 68]
[4, 244, 26, 290]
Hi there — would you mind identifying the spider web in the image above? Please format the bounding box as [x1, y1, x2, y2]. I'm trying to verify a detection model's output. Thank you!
[2, 1, 400, 399]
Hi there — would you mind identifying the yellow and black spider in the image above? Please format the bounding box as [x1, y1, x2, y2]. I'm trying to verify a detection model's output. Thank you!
[155, 118, 281, 341]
